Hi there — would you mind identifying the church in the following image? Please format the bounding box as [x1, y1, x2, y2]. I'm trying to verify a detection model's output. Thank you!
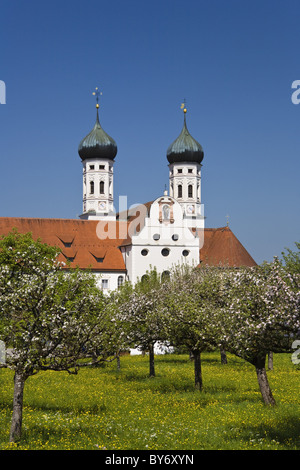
[0, 96, 256, 291]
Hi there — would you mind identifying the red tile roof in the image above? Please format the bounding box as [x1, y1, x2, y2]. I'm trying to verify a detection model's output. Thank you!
[0, 217, 128, 272]
[198, 226, 256, 267]
[117, 202, 257, 267]
[0, 218, 256, 272]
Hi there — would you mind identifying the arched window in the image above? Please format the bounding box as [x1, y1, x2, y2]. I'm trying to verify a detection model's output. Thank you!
[100, 181, 105, 194]
[90, 181, 94, 194]
[118, 276, 124, 288]
[188, 184, 193, 198]
[161, 271, 170, 282]
[141, 274, 149, 284]
[178, 184, 182, 198]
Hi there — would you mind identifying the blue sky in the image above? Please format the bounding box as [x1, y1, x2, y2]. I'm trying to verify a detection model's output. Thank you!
[0, 0, 299, 264]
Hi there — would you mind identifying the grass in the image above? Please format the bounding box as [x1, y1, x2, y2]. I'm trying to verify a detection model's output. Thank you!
[0, 352, 299, 450]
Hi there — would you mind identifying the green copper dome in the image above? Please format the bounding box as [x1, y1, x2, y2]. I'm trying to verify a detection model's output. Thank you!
[78, 107, 117, 161]
[167, 111, 204, 164]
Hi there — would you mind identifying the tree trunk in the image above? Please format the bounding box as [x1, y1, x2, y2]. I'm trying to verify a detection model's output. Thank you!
[255, 356, 276, 406]
[220, 347, 227, 364]
[193, 349, 203, 391]
[268, 351, 273, 370]
[10, 372, 27, 442]
[149, 342, 155, 377]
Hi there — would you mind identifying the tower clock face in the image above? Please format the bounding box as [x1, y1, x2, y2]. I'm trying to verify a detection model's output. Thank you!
[187, 205, 195, 214]
[99, 202, 106, 210]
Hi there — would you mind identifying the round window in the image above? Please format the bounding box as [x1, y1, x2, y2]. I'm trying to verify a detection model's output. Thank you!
[153, 233, 160, 241]
[172, 234, 179, 241]
[161, 248, 170, 257]
[141, 249, 148, 256]
[182, 250, 189, 257]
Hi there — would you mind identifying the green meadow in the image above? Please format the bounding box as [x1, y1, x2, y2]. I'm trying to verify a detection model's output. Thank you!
[0, 352, 299, 450]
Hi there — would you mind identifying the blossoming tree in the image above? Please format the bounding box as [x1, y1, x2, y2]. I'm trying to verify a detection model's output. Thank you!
[0, 230, 113, 442]
[220, 260, 300, 405]
[115, 269, 168, 377]
[281, 240, 300, 275]
[163, 265, 225, 390]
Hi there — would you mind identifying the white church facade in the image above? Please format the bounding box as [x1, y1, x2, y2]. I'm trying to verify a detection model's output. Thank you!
[76, 99, 207, 289]
[0, 98, 256, 290]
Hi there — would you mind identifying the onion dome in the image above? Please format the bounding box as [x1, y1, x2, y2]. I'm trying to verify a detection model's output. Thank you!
[78, 104, 117, 161]
[167, 108, 204, 164]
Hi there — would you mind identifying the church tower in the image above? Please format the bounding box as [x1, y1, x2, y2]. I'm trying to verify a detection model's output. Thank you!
[167, 105, 204, 228]
[78, 89, 117, 221]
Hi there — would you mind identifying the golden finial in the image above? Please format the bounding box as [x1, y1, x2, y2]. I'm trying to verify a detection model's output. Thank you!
[92, 87, 102, 108]
[181, 99, 187, 114]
